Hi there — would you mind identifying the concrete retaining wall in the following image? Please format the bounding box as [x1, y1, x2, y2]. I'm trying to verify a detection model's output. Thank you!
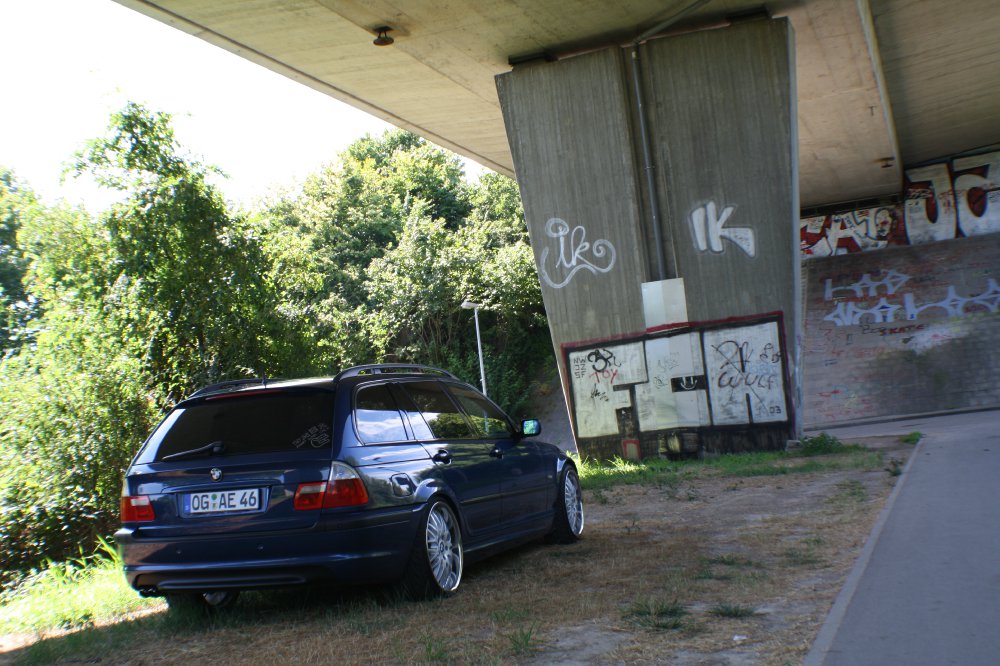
[802, 233, 1000, 427]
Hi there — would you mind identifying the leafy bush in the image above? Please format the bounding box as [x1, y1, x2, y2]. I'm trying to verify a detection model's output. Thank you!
[0, 305, 157, 585]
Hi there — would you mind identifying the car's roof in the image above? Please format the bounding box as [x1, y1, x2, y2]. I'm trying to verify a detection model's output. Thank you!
[182, 364, 462, 403]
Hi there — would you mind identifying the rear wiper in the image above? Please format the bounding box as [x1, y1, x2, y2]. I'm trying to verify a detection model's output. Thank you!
[161, 440, 226, 462]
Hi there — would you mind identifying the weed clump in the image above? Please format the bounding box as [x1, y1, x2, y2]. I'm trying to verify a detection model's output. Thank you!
[625, 598, 688, 629]
[800, 433, 863, 456]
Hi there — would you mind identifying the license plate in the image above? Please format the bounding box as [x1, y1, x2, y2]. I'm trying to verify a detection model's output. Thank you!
[185, 488, 262, 515]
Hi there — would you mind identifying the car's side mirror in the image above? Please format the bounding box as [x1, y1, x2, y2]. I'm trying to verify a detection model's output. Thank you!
[520, 419, 541, 437]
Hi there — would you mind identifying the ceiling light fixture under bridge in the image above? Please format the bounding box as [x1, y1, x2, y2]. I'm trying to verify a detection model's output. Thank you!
[373, 26, 394, 46]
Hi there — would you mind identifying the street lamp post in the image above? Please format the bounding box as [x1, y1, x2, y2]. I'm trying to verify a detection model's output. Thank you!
[461, 300, 487, 396]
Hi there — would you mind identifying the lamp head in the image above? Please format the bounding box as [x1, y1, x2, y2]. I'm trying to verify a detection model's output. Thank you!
[373, 26, 394, 46]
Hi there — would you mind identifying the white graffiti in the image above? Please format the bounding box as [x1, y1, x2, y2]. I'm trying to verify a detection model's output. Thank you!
[823, 278, 1000, 327]
[823, 298, 902, 327]
[538, 218, 616, 289]
[690, 201, 755, 258]
[903, 279, 1000, 319]
[824, 270, 910, 300]
[676, 376, 700, 391]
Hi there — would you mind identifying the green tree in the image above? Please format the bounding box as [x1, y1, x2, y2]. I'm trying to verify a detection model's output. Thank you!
[0, 113, 556, 583]
[260, 129, 473, 371]
[0, 103, 289, 581]
[74, 102, 278, 401]
[467, 171, 529, 245]
[0, 168, 35, 352]
[365, 174, 551, 413]
[0, 181, 148, 582]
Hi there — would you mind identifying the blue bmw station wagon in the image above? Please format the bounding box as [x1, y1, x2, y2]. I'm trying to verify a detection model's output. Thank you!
[117, 364, 584, 609]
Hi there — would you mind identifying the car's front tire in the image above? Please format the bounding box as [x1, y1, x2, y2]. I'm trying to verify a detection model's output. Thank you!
[402, 499, 464, 599]
[547, 465, 584, 544]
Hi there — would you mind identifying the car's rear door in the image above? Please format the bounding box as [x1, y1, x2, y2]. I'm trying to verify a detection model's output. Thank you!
[396, 380, 502, 536]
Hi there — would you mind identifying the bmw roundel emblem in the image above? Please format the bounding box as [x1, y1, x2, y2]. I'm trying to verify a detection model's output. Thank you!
[210, 468, 223, 481]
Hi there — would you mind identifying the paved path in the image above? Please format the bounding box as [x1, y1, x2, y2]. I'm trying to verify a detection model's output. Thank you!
[806, 410, 1000, 666]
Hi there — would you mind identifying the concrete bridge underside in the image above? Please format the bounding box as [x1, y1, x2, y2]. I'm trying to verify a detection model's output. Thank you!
[113, 0, 1000, 210]
[109, 0, 1000, 454]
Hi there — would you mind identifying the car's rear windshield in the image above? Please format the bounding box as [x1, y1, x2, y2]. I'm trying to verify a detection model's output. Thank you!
[139, 390, 336, 463]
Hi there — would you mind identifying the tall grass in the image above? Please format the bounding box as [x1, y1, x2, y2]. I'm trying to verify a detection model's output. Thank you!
[0, 538, 161, 634]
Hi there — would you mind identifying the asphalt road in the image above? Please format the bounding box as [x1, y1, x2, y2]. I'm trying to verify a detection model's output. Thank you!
[806, 409, 1000, 665]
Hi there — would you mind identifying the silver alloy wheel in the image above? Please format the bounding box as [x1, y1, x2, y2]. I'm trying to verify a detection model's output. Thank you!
[564, 472, 584, 536]
[425, 503, 463, 592]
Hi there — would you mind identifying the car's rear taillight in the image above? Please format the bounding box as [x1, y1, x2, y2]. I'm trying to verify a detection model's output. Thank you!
[294, 481, 327, 510]
[324, 463, 369, 508]
[294, 462, 369, 511]
[121, 495, 155, 522]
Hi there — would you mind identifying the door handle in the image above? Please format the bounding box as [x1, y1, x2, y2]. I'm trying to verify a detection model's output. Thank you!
[432, 449, 452, 464]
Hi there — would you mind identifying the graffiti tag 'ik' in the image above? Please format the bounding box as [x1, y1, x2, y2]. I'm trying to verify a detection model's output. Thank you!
[689, 201, 756, 258]
[538, 218, 616, 289]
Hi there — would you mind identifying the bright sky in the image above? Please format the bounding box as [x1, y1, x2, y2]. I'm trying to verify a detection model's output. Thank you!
[0, 0, 445, 211]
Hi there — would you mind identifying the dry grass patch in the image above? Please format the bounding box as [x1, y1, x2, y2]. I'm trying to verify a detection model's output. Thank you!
[3, 436, 909, 666]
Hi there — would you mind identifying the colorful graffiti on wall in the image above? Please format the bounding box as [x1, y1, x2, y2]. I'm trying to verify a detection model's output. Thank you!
[800, 206, 907, 256]
[565, 319, 788, 439]
[801, 150, 1000, 258]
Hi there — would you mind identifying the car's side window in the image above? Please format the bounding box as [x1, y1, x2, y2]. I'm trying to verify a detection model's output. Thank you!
[354, 383, 409, 444]
[447, 385, 513, 438]
[392, 385, 435, 441]
[398, 381, 475, 440]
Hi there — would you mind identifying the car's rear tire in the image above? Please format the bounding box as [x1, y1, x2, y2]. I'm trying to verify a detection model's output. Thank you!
[165, 590, 240, 612]
[401, 499, 464, 600]
[547, 465, 584, 544]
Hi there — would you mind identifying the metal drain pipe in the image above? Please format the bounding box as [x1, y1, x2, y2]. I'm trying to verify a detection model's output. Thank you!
[628, 0, 713, 282]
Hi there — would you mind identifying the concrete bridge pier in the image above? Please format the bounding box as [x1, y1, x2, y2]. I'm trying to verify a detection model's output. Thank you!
[497, 17, 801, 459]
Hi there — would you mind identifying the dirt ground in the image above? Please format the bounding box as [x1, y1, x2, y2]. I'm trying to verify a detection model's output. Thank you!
[1, 435, 912, 665]
[525, 435, 912, 665]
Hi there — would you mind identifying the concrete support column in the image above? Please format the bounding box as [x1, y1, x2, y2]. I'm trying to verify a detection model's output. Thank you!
[498, 18, 800, 458]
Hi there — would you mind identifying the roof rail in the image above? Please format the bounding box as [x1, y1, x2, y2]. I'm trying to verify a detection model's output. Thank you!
[334, 364, 458, 382]
[187, 378, 276, 399]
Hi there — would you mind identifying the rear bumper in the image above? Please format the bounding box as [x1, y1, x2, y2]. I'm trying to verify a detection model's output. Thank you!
[116, 504, 424, 595]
